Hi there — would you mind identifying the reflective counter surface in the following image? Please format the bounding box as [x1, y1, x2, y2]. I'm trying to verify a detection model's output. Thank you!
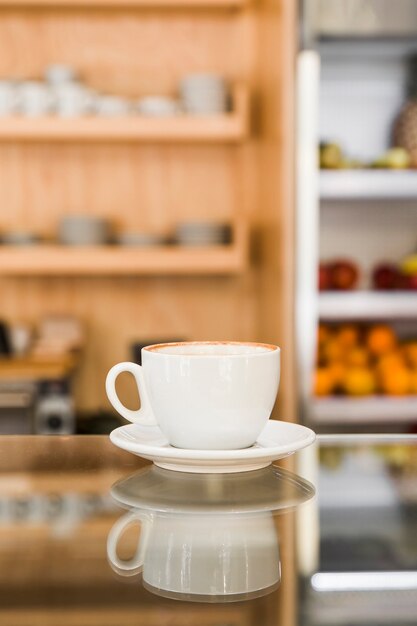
[0, 434, 415, 626]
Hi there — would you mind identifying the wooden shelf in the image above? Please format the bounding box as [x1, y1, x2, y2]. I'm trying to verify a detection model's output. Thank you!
[311, 396, 417, 424]
[0, 355, 77, 380]
[0, 242, 247, 276]
[0, 86, 248, 143]
[320, 170, 417, 200]
[319, 291, 417, 320]
[0, 0, 247, 7]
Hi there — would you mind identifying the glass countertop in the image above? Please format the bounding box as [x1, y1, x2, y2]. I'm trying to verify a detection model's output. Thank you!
[0, 434, 416, 626]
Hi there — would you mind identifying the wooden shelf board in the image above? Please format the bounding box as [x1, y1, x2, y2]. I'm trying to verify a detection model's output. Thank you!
[0, 87, 248, 143]
[319, 291, 417, 320]
[0, 0, 247, 7]
[0, 115, 246, 143]
[311, 396, 417, 424]
[320, 169, 417, 200]
[0, 244, 247, 276]
[0, 355, 77, 380]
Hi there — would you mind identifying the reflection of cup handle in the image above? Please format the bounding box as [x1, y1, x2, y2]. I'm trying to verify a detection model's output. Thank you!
[105, 362, 157, 426]
[107, 511, 151, 577]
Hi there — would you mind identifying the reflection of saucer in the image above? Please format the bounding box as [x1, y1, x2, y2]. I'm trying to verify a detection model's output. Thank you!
[110, 420, 316, 473]
[111, 463, 315, 514]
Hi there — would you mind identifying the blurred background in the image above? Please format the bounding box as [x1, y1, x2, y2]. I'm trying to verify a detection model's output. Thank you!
[0, 0, 416, 438]
[298, 0, 417, 436]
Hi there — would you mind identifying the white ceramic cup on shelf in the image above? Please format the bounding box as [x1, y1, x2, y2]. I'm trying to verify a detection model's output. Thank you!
[180, 74, 229, 114]
[45, 64, 78, 86]
[0, 81, 18, 116]
[105, 341, 280, 450]
[94, 95, 131, 117]
[54, 84, 95, 117]
[17, 81, 55, 117]
[107, 509, 280, 601]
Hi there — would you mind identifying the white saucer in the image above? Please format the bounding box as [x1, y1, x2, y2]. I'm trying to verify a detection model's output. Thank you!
[110, 420, 316, 473]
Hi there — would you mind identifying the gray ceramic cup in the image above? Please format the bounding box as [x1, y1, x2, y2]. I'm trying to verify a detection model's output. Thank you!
[58, 216, 109, 245]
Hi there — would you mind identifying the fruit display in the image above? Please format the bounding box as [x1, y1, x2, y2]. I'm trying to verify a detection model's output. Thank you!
[373, 254, 417, 291]
[314, 323, 417, 397]
[319, 259, 359, 291]
[393, 53, 417, 168]
[319, 141, 413, 170]
[319, 254, 417, 292]
[319, 142, 363, 170]
[371, 147, 411, 170]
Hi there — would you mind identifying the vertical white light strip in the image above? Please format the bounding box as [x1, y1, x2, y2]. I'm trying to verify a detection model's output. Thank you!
[295, 50, 321, 419]
[296, 442, 319, 577]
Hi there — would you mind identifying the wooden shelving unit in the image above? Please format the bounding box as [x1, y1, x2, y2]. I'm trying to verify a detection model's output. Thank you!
[0, 0, 296, 422]
[0, 0, 247, 7]
[0, 85, 248, 144]
[0, 354, 77, 380]
[0, 242, 247, 276]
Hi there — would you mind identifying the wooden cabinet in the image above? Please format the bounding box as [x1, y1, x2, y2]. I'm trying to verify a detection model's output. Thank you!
[0, 0, 296, 419]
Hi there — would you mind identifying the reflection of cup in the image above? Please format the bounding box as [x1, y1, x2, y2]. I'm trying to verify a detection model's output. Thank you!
[106, 341, 280, 450]
[17, 82, 55, 117]
[0, 81, 18, 116]
[107, 509, 280, 602]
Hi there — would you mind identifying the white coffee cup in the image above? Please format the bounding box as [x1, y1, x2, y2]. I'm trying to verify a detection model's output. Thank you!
[105, 341, 280, 450]
[17, 81, 55, 117]
[107, 509, 280, 601]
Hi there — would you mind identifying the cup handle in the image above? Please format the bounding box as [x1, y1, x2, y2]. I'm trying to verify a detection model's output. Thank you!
[107, 511, 151, 577]
[105, 361, 157, 426]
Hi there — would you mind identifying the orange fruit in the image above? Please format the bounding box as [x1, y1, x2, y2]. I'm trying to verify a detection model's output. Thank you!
[314, 368, 334, 396]
[409, 370, 417, 394]
[380, 367, 411, 396]
[328, 361, 346, 387]
[337, 325, 359, 349]
[346, 347, 369, 368]
[322, 339, 345, 363]
[403, 342, 417, 368]
[343, 367, 376, 396]
[366, 325, 397, 356]
[318, 324, 331, 346]
[376, 351, 407, 376]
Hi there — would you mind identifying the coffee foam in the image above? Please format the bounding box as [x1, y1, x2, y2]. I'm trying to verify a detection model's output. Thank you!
[144, 341, 278, 356]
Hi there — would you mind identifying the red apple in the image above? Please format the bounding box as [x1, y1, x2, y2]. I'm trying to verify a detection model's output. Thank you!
[397, 272, 413, 290]
[407, 274, 417, 290]
[319, 263, 331, 291]
[329, 260, 359, 290]
[372, 263, 400, 290]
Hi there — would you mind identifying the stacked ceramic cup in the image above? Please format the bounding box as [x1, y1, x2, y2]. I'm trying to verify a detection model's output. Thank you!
[175, 221, 231, 246]
[58, 215, 110, 245]
[180, 74, 229, 115]
[45, 64, 95, 118]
